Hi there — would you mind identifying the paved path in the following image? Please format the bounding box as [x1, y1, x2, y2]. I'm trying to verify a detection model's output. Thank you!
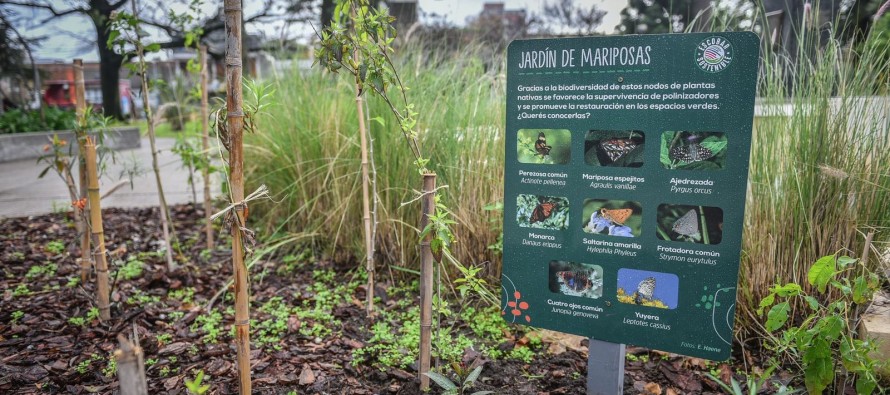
[0, 138, 213, 218]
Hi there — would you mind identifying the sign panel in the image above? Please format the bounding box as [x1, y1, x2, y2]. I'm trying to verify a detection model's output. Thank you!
[500, 32, 759, 360]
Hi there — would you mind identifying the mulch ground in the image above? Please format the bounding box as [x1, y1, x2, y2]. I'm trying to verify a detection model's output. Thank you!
[1, 204, 779, 394]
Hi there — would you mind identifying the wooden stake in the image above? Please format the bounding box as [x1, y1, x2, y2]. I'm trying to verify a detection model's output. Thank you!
[200, 45, 214, 250]
[132, 0, 176, 271]
[84, 137, 110, 321]
[73, 59, 91, 282]
[114, 335, 147, 395]
[224, 1, 252, 393]
[418, 173, 436, 390]
[351, 10, 375, 316]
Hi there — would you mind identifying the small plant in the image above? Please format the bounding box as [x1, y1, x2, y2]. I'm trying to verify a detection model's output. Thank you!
[68, 316, 86, 326]
[26, 263, 57, 279]
[185, 370, 211, 394]
[13, 284, 31, 297]
[759, 254, 884, 394]
[145, 358, 158, 367]
[191, 310, 224, 343]
[44, 241, 65, 255]
[156, 333, 173, 346]
[424, 359, 493, 395]
[10, 310, 24, 325]
[705, 366, 799, 395]
[102, 354, 117, 377]
[66, 277, 80, 287]
[117, 258, 144, 280]
[86, 307, 100, 322]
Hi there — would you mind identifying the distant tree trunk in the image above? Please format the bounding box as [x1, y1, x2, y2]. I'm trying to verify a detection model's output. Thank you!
[92, 12, 124, 120]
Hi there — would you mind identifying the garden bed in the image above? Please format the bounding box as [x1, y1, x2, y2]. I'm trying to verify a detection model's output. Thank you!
[0, 205, 780, 394]
[0, 127, 140, 163]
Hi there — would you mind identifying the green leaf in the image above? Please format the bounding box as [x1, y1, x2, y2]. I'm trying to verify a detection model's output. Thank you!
[145, 43, 161, 53]
[757, 293, 775, 315]
[808, 255, 836, 293]
[773, 283, 802, 297]
[820, 316, 843, 341]
[855, 375, 877, 395]
[852, 275, 872, 304]
[836, 255, 857, 267]
[766, 302, 790, 331]
[464, 365, 483, 385]
[802, 338, 833, 394]
[369, 116, 385, 127]
[424, 372, 458, 391]
[803, 296, 820, 311]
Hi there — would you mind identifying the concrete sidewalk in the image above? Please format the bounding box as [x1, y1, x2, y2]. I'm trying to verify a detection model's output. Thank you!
[0, 137, 215, 218]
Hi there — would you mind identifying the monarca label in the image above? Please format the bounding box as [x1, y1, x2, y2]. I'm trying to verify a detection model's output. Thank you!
[695, 36, 733, 73]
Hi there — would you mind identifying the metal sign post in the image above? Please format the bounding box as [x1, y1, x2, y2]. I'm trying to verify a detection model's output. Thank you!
[587, 339, 625, 394]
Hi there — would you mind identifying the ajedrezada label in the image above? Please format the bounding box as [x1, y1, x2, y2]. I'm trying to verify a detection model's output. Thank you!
[500, 32, 759, 361]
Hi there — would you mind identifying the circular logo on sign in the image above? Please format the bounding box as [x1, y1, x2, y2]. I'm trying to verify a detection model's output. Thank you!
[695, 36, 732, 73]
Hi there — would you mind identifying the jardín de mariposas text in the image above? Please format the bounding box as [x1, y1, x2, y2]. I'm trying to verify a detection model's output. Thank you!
[518, 46, 652, 69]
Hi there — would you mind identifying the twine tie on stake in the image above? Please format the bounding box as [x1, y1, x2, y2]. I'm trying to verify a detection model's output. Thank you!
[211, 184, 271, 254]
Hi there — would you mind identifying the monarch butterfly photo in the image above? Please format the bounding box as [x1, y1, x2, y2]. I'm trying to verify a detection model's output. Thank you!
[582, 199, 642, 238]
[656, 204, 724, 245]
[660, 131, 727, 170]
[548, 261, 603, 300]
[517, 129, 571, 165]
[516, 194, 569, 230]
[584, 130, 645, 167]
[616, 268, 679, 310]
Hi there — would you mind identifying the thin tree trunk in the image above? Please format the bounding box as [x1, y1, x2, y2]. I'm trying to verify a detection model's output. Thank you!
[418, 173, 436, 391]
[84, 137, 111, 321]
[225, 1, 252, 393]
[73, 59, 91, 282]
[352, 8, 375, 317]
[114, 335, 148, 395]
[200, 45, 214, 250]
[132, 0, 176, 271]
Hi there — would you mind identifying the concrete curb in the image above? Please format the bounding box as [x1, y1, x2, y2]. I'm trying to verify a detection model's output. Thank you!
[0, 127, 141, 163]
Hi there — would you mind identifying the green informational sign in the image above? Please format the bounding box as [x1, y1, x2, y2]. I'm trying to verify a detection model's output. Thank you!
[500, 32, 759, 361]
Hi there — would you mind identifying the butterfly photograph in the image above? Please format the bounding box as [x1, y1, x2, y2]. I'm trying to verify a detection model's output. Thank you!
[660, 131, 727, 170]
[656, 204, 724, 244]
[516, 194, 570, 230]
[584, 130, 645, 167]
[548, 261, 604, 300]
[616, 268, 679, 310]
[517, 129, 571, 165]
[581, 199, 642, 238]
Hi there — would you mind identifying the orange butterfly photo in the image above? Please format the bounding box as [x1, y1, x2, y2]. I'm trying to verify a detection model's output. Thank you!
[582, 199, 643, 238]
[517, 129, 571, 165]
[517, 194, 569, 230]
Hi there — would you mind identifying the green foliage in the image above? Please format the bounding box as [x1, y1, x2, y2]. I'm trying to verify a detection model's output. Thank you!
[0, 108, 76, 134]
[185, 370, 211, 395]
[10, 310, 24, 325]
[102, 354, 116, 377]
[156, 333, 173, 346]
[704, 366, 800, 395]
[191, 310, 225, 343]
[116, 258, 144, 280]
[758, 255, 884, 394]
[44, 241, 65, 255]
[13, 284, 30, 297]
[424, 360, 493, 395]
[26, 263, 57, 279]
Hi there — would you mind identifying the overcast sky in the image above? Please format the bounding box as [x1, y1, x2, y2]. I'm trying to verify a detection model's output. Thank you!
[9, 0, 626, 62]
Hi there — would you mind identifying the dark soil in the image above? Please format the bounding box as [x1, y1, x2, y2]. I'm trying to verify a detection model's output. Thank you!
[0, 204, 775, 394]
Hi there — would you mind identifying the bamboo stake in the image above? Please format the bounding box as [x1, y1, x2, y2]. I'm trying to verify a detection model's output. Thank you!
[84, 137, 111, 321]
[200, 45, 214, 250]
[132, 0, 176, 271]
[418, 173, 436, 390]
[73, 59, 91, 282]
[224, 1, 252, 393]
[114, 334, 148, 395]
[351, 13, 375, 316]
